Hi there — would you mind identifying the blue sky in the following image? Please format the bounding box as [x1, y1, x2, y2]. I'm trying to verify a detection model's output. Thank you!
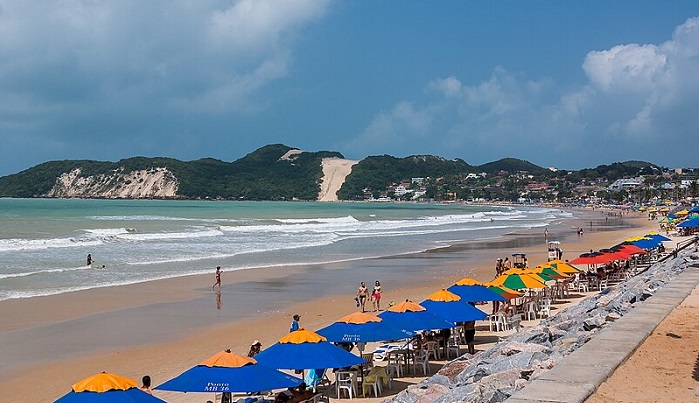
[1, 1, 698, 176]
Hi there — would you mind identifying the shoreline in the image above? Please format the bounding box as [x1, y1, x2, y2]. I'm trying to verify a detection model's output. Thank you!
[0, 208, 653, 401]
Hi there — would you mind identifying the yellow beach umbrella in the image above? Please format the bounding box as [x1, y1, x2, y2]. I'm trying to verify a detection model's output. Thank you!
[425, 289, 462, 302]
[200, 349, 257, 367]
[488, 273, 547, 290]
[387, 300, 426, 312]
[532, 264, 569, 279]
[486, 285, 524, 300]
[279, 329, 327, 344]
[454, 277, 483, 286]
[676, 209, 689, 216]
[336, 311, 382, 324]
[72, 372, 137, 393]
[546, 259, 581, 274]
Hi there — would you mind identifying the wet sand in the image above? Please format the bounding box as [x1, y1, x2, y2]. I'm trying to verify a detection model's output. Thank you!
[0, 208, 654, 401]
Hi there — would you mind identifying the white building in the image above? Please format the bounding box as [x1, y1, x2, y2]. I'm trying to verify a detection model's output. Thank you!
[607, 177, 644, 191]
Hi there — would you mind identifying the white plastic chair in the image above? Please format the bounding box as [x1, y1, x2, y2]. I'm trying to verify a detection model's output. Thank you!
[446, 338, 461, 358]
[336, 371, 356, 399]
[539, 299, 551, 318]
[577, 280, 589, 293]
[423, 340, 440, 360]
[523, 302, 536, 321]
[412, 351, 430, 375]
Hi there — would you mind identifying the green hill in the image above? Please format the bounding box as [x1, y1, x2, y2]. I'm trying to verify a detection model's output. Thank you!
[0, 144, 342, 200]
[477, 158, 548, 175]
[336, 155, 472, 200]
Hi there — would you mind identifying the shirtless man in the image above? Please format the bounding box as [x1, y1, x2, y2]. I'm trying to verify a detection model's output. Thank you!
[356, 282, 369, 312]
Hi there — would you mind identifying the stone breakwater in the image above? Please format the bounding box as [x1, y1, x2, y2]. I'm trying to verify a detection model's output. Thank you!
[388, 250, 699, 403]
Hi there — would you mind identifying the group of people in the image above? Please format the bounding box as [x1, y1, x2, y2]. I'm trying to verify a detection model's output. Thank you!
[494, 257, 512, 276]
[355, 280, 382, 312]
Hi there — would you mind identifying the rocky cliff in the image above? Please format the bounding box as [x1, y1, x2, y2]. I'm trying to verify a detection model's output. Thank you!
[46, 167, 179, 199]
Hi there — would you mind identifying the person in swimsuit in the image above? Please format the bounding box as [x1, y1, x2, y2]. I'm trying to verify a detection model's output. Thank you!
[212, 266, 222, 290]
[371, 280, 382, 311]
[356, 282, 368, 312]
[140, 375, 152, 395]
[86, 254, 92, 267]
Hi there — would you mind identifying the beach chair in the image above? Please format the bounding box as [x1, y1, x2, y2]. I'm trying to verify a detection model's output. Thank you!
[539, 299, 551, 318]
[412, 350, 430, 375]
[335, 371, 357, 399]
[361, 367, 390, 397]
[372, 343, 403, 361]
[423, 340, 440, 360]
[446, 338, 461, 358]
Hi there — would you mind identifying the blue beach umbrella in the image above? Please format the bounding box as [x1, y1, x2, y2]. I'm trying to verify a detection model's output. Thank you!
[317, 311, 413, 343]
[630, 238, 663, 249]
[447, 278, 506, 303]
[420, 289, 488, 324]
[155, 349, 300, 394]
[644, 232, 671, 241]
[378, 300, 455, 332]
[55, 372, 166, 403]
[678, 217, 699, 228]
[254, 329, 366, 370]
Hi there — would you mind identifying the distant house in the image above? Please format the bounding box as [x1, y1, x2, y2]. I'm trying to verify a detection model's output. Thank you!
[394, 184, 414, 197]
[607, 177, 644, 191]
[524, 182, 549, 191]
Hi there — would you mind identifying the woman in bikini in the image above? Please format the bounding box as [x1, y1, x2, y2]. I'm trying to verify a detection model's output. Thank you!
[212, 266, 222, 290]
[372, 280, 382, 311]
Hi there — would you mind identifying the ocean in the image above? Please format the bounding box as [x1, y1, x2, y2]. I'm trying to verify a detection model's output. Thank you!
[0, 198, 572, 301]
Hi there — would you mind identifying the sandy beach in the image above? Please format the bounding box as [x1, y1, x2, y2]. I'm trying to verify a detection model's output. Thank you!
[0, 208, 658, 402]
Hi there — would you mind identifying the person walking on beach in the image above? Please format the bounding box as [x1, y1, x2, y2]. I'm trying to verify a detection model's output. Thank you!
[86, 254, 92, 267]
[544, 228, 549, 242]
[356, 282, 369, 312]
[372, 281, 382, 311]
[290, 314, 300, 332]
[212, 266, 222, 290]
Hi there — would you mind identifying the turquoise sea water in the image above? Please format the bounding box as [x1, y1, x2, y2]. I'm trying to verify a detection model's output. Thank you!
[0, 199, 572, 301]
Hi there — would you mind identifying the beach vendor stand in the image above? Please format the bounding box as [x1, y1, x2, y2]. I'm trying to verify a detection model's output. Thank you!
[547, 241, 562, 261]
[512, 253, 527, 268]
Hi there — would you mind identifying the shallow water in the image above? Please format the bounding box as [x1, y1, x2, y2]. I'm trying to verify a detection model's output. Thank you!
[0, 199, 572, 300]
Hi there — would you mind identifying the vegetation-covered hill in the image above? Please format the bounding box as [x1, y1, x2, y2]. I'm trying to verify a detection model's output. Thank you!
[336, 155, 472, 200]
[0, 143, 678, 202]
[477, 158, 548, 175]
[563, 161, 662, 182]
[0, 144, 342, 200]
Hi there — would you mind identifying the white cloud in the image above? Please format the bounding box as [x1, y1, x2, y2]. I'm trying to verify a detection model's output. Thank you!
[428, 76, 462, 98]
[348, 17, 699, 168]
[583, 44, 667, 92]
[0, 0, 331, 115]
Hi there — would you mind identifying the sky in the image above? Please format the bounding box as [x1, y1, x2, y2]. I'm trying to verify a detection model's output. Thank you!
[1, 1, 699, 176]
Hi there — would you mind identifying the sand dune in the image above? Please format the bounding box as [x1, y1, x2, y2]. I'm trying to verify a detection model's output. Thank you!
[318, 157, 358, 202]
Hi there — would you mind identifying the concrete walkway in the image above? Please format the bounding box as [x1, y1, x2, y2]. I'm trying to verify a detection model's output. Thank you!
[507, 263, 699, 403]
